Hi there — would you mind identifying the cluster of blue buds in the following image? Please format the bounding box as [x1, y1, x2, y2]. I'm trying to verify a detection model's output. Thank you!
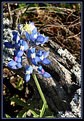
[4, 21, 51, 82]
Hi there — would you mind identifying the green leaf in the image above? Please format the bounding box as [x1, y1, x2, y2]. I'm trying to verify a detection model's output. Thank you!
[40, 104, 46, 118]
[34, 3, 39, 7]
[5, 114, 11, 118]
[10, 97, 28, 108]
[44, 116, 55, 118]
[29, 109, 39, 118]
[54, 8, 64, 13]
[16, 108, 28, 118]
[22, 112, 27, 118]
[18, 3, 26, 8]
[16, 78, 23, 88]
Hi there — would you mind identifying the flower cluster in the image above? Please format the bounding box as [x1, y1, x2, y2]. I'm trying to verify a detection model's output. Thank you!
[4, 22, 51, 82]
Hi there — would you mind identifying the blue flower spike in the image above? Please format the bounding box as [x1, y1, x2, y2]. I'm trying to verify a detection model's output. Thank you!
[5, 21, 51, 82]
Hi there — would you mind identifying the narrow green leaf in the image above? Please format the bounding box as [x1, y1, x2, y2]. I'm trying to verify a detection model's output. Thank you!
[29, 109, 39, 118]
[5, 114, 11, 118]
[22, 112, 27, 118]
[16, 78, 22, 88]
[18, 3, 26, 8]
[44, 116, 55, 118]
[10, 97, 28, 108]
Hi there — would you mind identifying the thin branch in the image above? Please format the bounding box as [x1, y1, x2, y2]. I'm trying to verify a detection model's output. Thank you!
[68, 22, 81, 29]
[7, 3, 13, 24]
[68, 32, 81, 40]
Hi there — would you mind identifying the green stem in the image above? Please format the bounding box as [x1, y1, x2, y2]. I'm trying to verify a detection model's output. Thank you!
[32, 72, 48, 106]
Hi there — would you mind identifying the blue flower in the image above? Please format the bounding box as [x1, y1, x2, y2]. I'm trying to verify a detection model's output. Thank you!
[36, 50, 51, 65]
[25, 65, 33, 82]
[14, 54, 22, 63]
[35, 35, 49, 45]
[8, 58, 23, 69]
[37, 65, 51, 78]
[27, 48, 40, 65]
[15, 39, 29, 57]
[4, 31, 20, 48]
[8, 51, 23, 69]
[8, 60, 17, 69]
[30, 32, 39, 42]
[27, 48, 36, 58]
[12, 31, 20, 43]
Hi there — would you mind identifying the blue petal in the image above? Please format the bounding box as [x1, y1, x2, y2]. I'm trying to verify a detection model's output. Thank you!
[38, 65, 43, 71]
[17, 50, 24, 57]
[17, 24, 23, 31]
[27, 48, 36, 58]
[42, 58, 51, 65]
[25, 31, 30, 40]
[43, 37, 49, 43]
[15, 56, 22, 63]
[35, 42, 41, 46]
[27, 49, 31, 58]
[31, 58, 37, 65]
[31, 48, 35, 53]
[16, 35, 20, 43]
[38, 70, 43, 75]
[9, 65, 17, 69]
[19, 39, 24, 45]
[28, 48, 35, 56]
[15, 43, 20, 49]
[25, 74, 30, 82]
[8, 60, 17, 67]
[36, 50, 43, 57]
[12, 31, 18, 36]
[32, 27, 37, 34]
[28, 65, 33, 73]
[37, 35, 44, 42]
[4, 42, 15, 48]
[30, 32, 37, 41]
[22, 40, 28, 51]
[44, 51, 49, 58]
[31, 57, 40, 65]
[35, 56, 41, 62]
[43, 72, 51, 78]
[25, 65, 33, 74]
[16, 63, 22, 68]
[29, 21, 34, 26]
[13, 31, 20, 43]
